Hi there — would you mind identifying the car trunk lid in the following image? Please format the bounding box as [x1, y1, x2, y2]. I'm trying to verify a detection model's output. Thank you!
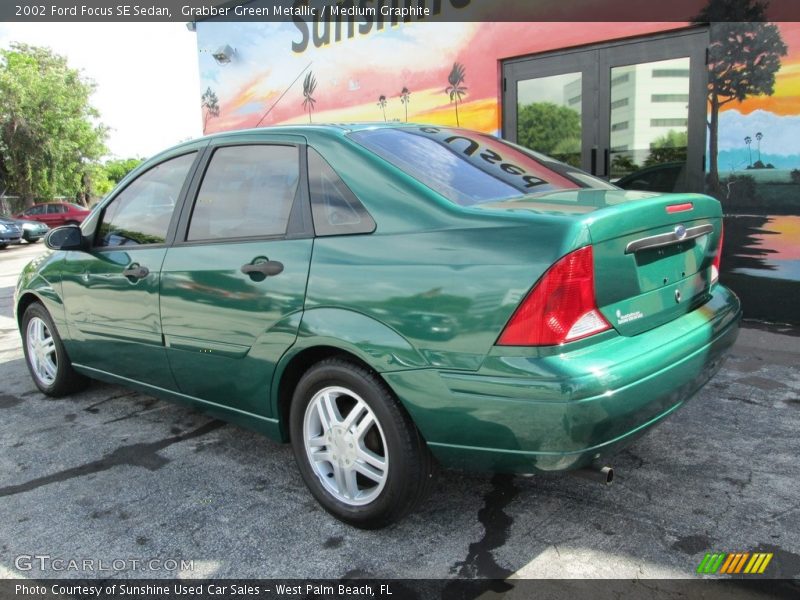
[476, 189, 723, 337]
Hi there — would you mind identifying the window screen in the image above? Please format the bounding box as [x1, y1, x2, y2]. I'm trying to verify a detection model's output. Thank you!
[96, 152, 195, 247]
[308, 148, 375, 236]
[187, 145, 299, 241]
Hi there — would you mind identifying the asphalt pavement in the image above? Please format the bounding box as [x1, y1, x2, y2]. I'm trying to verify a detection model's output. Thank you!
[1, 241, 799, 581]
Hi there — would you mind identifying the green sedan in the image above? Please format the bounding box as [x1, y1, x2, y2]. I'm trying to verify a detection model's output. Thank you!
[14, 124, 741, 528]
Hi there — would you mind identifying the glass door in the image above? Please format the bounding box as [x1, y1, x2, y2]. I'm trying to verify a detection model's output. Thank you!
[502, 28, 709, 193]
[503, 50, 597, 173]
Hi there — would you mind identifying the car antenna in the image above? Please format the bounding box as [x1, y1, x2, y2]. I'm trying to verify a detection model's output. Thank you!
[255, 62, 312, 127]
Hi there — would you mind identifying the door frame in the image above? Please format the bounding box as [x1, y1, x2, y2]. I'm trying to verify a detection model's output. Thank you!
[501, 27, 709, 188]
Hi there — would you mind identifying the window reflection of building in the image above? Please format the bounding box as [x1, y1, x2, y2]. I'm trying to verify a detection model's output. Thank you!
[607, 57, 690, 165]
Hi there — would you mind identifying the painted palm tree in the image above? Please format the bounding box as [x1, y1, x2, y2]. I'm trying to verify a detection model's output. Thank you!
[201, 87, 220, 130]
[745, 135, 752, 166]
[302, 71, 317, 124]
[377, 94, 387, 122]
[755, 131, 763, 162]
[400, 87, 411, 122]
[445, 62, 467, 126]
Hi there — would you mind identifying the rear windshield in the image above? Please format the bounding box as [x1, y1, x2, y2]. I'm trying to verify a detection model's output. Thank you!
[349, 126, 615, 206]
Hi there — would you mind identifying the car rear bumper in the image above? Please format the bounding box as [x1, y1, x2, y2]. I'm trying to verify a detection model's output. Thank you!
[385, 284, 741, 474]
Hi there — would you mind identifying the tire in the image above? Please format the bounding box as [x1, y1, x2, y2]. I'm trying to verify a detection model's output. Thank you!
[290, 358, 433, 529]
[26, 237, 40, 244]
[21, 302, 88, 397]
[0, 243, 7, 250]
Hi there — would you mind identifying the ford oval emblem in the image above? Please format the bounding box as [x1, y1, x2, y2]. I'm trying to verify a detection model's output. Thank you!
[674, 224, 687, 240]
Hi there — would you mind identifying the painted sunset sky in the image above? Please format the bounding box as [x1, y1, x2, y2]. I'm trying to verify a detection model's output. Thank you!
[195, 21, 679, 134]
[196, 21, 800, 167]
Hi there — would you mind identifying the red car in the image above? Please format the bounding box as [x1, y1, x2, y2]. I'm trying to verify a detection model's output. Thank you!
[14, 202, 91, 228]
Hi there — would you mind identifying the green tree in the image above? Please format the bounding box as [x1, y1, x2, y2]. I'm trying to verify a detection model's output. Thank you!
[694, 1, 787, 195]
[301, 71, 317, 123]
[201, 86, 220, 130]
[645, 129, 688, 166]
[445, 62, 467, 126]
[516, 102, 581, 166]
[612, 154, 639, 176]
[104, 157, 143, 185]
[0, 43, 107, 207]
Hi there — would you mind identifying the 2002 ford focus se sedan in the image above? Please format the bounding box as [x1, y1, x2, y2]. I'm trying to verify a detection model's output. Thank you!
[15, 124, 741, 528]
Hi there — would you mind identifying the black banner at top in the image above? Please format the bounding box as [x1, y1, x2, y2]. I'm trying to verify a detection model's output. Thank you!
[3, 0, 800, 23]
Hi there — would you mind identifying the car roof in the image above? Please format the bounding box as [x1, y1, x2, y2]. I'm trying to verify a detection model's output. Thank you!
[192, 122, 423, 143]
[143, 122, 430, 165]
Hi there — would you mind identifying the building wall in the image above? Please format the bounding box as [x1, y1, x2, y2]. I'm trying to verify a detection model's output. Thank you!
[195, 20, 800, 324]
[196, 22, 680, 133]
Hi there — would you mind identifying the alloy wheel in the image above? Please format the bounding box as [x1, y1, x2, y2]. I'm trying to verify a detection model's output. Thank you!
[26, 316, 58, 386]
[302, 386, 389, 506]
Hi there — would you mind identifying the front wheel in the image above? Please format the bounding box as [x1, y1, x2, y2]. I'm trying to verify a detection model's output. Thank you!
[290, 358, 433, 529]
[21, 303, 88, 396]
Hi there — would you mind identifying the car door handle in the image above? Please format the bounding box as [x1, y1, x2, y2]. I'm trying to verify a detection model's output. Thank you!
[241, 260, 284, 277]
[122, 264, 150, 280]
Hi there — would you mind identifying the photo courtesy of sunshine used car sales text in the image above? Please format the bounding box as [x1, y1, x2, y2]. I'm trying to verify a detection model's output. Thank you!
[13, 583, 389, 597]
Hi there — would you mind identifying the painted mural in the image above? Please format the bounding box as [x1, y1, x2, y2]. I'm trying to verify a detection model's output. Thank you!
[195, 14, 800, 324]
[196, 21, 679, 134]
[706, 20, 800, 324]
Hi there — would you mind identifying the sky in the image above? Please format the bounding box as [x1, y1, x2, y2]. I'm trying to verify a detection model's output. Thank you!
[0, 22, 203, 159]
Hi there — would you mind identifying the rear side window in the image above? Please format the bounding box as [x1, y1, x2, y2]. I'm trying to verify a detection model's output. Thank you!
[187, 145, 299, 241]
[26, 206, 45, 215]
[308, 148, 375, 236]
[47, 204, 67, 214]
[97, 152, 195, 247]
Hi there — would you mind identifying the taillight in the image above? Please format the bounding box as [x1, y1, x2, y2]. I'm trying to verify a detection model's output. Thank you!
[711, 224, 724, 286]
[497, 246, 611, 346]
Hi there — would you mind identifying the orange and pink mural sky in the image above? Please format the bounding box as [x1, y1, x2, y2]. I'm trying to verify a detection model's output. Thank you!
[196, 19, 800, 165]
[197, 21, 685, 134]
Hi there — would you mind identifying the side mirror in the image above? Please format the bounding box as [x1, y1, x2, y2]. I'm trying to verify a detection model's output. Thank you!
[45, 225, 85, 250]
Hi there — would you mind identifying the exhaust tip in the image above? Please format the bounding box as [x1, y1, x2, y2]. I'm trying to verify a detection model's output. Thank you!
[571, 464, 614, 485]
[602, 466, 614, 485]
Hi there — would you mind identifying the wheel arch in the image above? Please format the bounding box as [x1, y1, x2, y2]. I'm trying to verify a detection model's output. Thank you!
[16, 289, 62, 329]
[273, 345, 389, 441]
[270, 307, 430, 441]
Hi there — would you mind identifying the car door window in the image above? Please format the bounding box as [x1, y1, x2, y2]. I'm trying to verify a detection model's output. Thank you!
[48, 204, 67, 214]
[26, 206, 44, 216]
[187, 145, 299, 241]
[96, 153, 196, 247]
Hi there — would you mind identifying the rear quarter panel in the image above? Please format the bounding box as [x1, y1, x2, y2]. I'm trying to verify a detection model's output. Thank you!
[304, 132, 590, 371]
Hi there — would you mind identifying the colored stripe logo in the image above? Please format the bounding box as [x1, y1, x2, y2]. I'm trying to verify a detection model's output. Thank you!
[697, 552, 773, 574]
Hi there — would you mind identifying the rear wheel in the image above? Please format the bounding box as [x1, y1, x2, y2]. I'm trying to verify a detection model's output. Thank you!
[21, 303, 88, 397]
[290, 358, 433, 529]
